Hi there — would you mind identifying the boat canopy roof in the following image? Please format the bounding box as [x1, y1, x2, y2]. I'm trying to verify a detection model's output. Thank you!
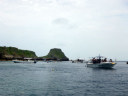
[95, 56, 105, 58]
[91, 55, 106, 59]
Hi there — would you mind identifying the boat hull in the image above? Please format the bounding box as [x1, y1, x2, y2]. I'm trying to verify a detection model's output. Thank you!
[13, 60, 36, 63]
[86, 62, 116, 68]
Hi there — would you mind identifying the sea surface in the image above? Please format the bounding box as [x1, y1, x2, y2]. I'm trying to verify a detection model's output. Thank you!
[0, 61, 128, 96]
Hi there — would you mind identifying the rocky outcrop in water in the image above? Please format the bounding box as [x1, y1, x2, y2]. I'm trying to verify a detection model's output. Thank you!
[0, 46, 37, 60]
[43, 48, 69, 61]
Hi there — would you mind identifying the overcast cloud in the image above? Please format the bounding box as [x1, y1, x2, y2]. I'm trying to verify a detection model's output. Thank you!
[0, 0, 128, 60]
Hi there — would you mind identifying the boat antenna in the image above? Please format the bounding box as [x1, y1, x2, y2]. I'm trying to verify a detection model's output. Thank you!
[99, 54, 101, 59]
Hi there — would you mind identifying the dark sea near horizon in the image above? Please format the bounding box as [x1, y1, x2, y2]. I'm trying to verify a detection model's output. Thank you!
[0, 61, 128, 96]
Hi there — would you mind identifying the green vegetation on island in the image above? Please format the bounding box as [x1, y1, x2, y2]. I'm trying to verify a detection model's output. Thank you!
[0, 46, 69, 61]
[0, 46, 37, 60]
[43, 48, 69, 61]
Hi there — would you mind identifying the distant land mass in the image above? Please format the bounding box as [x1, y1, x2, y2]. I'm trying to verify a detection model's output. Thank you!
[0, 46, 37, 60]
[42, 48, 69, 61]
[0, 46, 69, 61]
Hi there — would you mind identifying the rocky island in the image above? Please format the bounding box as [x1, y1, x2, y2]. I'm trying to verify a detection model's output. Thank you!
[0, 46, 37, 60]
[42, 48, 69, 61]
[0, 46, 69, 61]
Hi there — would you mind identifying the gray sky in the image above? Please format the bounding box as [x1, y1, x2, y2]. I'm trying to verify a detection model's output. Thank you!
[0, 0, 128, 60]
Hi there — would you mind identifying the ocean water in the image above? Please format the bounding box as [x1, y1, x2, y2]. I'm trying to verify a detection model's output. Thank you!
[0, 61, 128, 96]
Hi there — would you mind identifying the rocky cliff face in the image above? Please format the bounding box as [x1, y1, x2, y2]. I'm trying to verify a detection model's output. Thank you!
[43, 48, 69, 61]
[0, 46, 37, 60]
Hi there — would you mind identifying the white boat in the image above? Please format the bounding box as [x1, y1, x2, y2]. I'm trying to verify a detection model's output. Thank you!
[13, 59, 36, 63]
[86, 56, 116, 68]
[86, 62, 116, 68]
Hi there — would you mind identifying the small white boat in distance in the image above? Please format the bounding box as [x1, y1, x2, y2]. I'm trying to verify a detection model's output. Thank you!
[13, 59, 36, 63]
[86, 56, 116, 68]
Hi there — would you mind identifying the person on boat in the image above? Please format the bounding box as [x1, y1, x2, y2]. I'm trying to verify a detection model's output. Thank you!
[95, 59, 98, 63]
[104, 58, 107, 62]
[92, 58, 96, 64]
[102, 59, 104, 62]
[97, 58, 101, 63]
[109, 59, 112, 62]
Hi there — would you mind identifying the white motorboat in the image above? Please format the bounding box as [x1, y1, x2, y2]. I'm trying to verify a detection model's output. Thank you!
[86, 62, 116, 68]
[86, 56, 116, 68]
[13, 59, 36, 63]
